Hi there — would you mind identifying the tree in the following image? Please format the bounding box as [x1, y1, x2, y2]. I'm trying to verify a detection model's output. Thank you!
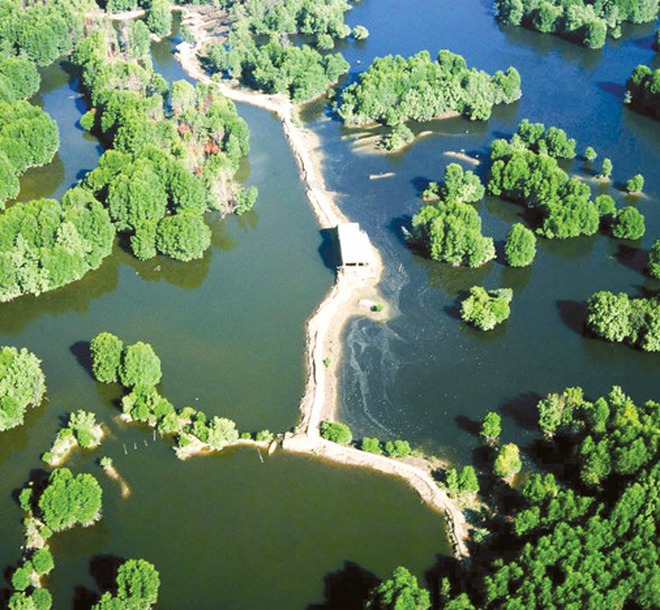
[206, 417, 239, 449]
[458, 465, 480, 494]
[584, 146, 597, 161]
[361, 437, 382, 453]
[155, 212, 211, 262]
[504, 223, 537, 267]
[119, 342, 162, 388]
[91, 332, 124, 383]
[460, 287, 513, 331]
[31, 548, 54, 576]
[480, 411, 502, 445]
[493, 443, 522, 480]
[612, 206, 645, 240]
[384, 440, 412, 458]
[94, 559, 160, 610]
[599, 157, 613, 179]
[146, 0, 173, 38]
[38, 468, 103, 531]
[352, 25, 369, 39]
[365, 566, 430, 610]
[0, 346, 46, 432]
[626, 174, 644, 193]
[586, 291, 632, 343]
[648, 239, 660, 279]
[320, 420, 352, 445]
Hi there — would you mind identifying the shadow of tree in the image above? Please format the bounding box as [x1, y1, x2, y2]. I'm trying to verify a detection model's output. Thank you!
[556, 299, 586, 336]
[307, 561, 379, 610]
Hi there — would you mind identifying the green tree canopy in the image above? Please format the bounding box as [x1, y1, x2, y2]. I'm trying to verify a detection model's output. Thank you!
[0, 346, 46, 432]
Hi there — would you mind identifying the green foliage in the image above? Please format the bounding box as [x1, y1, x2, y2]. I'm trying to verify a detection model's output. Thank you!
[145, 0, 173, 37]
[337, 50, 521, 126]
[612, 206, 645, 240]
[447, 465, 480, 496]
[625, 173, 645, 193]
[131, 221, 158, 261]
[0, 100, 59, 206]
[411, 200, 495, 268]
[320, 420, 352, 445]
[155, 212, 212, 262]
[365, 566, 430, 610]
[68, 410, 99, 448]
[0, 346, 46, 432]
[93, 558, 160, 610]
[0, 56, 40, 103]
[480, 411, 501, 445]
[384, 440, 411, 458]
[360, 437, 382, 454]
[19, 488, 33, 512]
[583, 145, 597, 161]
[206, 36, 349, 103]
[206, 417, 239, 449]
[352, 25, 369, 40]
[626, 64, 660, 120]
[80, 110, 96, 132]
[423, 163, 485, 204]
[504, 223, 537, 267]
[38, 468, 103, 531]
[31, 548, 54, 576]
[100, 456, 113, 469]
[91, 332, 124, 383]
[586, 291, 660, 352]
[648, 239, 660, 278]
[537, 386, 587, 438]
[11, 567, 30, 591]
[379, 124, 414, 151]
[493, 443, 522, 479]
[119, 342, 162, 388]
[0, 192, 115, 301]
[32, 589, 53, 610]
[495, 0, 658, 48]
[488, 122, 603, 239]
[235, 186, 259, 215]
[599, 157, 613, 178]
[255, 429, 274, 442]
[594, 193, 616, 218]
[460, 286, 513, 331]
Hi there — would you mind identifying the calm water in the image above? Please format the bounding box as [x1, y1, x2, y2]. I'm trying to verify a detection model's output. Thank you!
[0, 32, 451, 609]
[320, 0, 660, 462]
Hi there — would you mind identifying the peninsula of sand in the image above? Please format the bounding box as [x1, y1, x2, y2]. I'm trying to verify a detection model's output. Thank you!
[173, 6, 470, 559]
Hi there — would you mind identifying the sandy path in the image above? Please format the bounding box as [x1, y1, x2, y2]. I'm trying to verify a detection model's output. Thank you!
[174, 10, 470, 559]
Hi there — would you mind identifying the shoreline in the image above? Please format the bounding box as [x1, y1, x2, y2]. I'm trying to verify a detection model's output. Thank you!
[174, 14, 470, 559]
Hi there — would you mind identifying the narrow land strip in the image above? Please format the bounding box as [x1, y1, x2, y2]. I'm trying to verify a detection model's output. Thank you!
[174, 9, 470, 559]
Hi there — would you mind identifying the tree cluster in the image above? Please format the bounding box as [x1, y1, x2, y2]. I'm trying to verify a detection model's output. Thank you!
[0, 189, 115, 302]
[89, 332, 242, 457]
[337, 50, 522, 128]
[460, 286, 513, 331]
[360, 437, 412, 457]
[93, 559, 160, 610]
[494, 0, 658, 48]
[320, 420, 352, 445]
[586, 290, 660, 352]
[0, 346, 46, 432]
[365, 566, 431, 610]
[42, 410, 104, 465]
[0, 100, 60, 207]
[73, 26, 254, 261]
[626, 64, 660, 120]
[488, 120, 639, 239]
[37, 468, 103, 532]
[411, 200, 495, 268]
[0, 0, 92, 66]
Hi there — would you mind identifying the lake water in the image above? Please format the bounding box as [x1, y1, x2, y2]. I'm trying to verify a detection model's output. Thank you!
[2, 0, 658, 605]
[0, 24, 451, 609]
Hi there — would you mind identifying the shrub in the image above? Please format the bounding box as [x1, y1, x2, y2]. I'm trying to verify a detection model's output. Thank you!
[494, 443, 522, 479]
[31, 548, 54, 576]
[320, 420, 352, 445]
[504, 223, 537, 267]
[11, 567, 30, 591]
[255, 430, 274, 442]
[460, 287, 513, 331]
[649, 239, 660, 279]
[583, 146, 597, 161]
[384, 440, 412, 457]
[379, 124, 414, 151]
[119, 342, 162, 388]
[361, 437, 382, 454]
[352, 25, 369, 40]
[612, 206, 645, 240]
[91, 332, 124, 383]
[626, 174, 644, 193]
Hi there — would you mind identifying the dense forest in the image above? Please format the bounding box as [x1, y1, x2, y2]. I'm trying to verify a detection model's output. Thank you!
[494, 0, 659, 48]
[203, 0, 359, 102]
[337, 50, 522, 126]
[369, 385, 659, 609]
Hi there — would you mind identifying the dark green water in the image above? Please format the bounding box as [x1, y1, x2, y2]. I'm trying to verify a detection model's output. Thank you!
[0, 25, 451, 609]
[319, 0, 660, 463]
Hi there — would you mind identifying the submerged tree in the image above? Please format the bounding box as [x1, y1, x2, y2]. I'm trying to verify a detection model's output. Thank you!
[460, 287, 513, 331]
